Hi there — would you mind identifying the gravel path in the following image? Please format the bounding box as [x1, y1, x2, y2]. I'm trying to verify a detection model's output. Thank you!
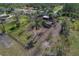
[27, 22, 62, 55]
[0, 34, 13, 48]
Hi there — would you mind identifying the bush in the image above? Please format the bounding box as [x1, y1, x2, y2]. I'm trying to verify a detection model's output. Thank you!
[71, 20, 79, 31]
[9, 27, 16, 31]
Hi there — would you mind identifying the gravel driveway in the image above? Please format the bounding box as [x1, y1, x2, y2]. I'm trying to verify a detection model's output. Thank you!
[0, 34, 13, 48]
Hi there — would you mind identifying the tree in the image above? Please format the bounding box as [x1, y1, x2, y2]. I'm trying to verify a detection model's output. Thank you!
[32, 17, 42, 30]
[63, 4, 79, 18]
[60, 18, 70, 38]
[13, 11, 20, 28]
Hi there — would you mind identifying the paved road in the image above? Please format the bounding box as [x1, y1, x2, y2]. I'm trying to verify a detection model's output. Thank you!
[0, 34, 13, 48]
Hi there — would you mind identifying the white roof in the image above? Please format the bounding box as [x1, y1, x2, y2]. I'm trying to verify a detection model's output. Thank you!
[0, 14, 7, 17]
[43, 15, 49, 18]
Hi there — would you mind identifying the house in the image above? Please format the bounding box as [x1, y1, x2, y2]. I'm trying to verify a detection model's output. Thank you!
[0, 14, 9, 23]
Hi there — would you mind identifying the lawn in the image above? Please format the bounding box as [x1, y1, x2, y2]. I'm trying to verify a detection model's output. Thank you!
[0, 15, 32, 55]
[0, 14, 35, 55]
[0, 39, 27, 56]
[68, 31, 79, 55]
[0, 15, 31, 45]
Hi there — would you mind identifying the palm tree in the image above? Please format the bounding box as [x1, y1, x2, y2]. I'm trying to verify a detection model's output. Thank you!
[60, 18, 70, 38]
[13, 11, 20, 28]
[15, 14, 20, 27]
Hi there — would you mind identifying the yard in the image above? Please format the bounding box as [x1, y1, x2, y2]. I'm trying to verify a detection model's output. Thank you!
[0, 15, 32, 45]
[0, 15, 32, 55]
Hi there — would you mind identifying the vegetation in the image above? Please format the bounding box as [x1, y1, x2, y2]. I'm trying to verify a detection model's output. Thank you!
[0, 3, 79, 56]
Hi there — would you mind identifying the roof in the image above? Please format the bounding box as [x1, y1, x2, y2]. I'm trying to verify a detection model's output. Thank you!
[43, 15, 49, 19]
[45, 21, 52, 25]
[0, 14, 9, 20]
